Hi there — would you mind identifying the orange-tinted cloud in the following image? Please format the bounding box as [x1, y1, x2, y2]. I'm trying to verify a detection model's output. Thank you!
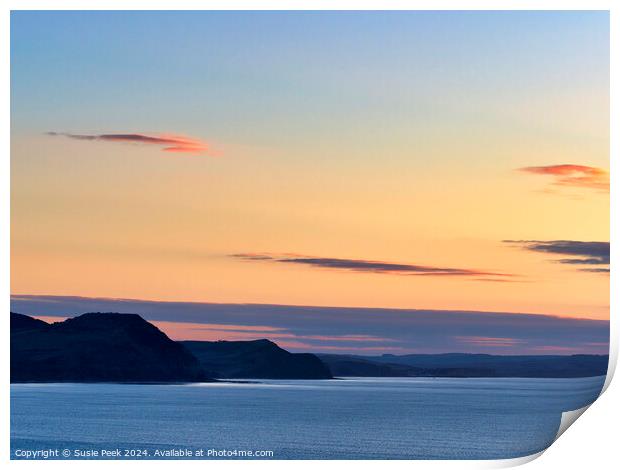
[518, 164, 609, 191]
[454, 336, 526, 347]
[231, 253, 514, 281]
[149, 320, 396, 343]
[47, 132, 211, 154]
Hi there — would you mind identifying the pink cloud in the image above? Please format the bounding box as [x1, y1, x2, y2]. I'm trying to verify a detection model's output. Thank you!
[47, 132, 212, 154]
[519, 164, 609, 191]
[151, 320, 395, 346]
[455, 336, 526, 347]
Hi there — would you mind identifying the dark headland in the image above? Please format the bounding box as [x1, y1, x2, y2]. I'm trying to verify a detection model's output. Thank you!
[10, 312, 332, 382]
[10, 312, 608, 383]
[182, 339, 332, 379]
[11, 312, 208, 383]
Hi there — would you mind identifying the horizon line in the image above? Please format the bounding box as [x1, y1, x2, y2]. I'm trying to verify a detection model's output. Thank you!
[14, 312, 610, 358]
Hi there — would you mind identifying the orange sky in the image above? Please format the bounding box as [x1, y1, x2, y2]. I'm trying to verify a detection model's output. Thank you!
[11, 132, 609, 320]
[11, 11, 609, 322]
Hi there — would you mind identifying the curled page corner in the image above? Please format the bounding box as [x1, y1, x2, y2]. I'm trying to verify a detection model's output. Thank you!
[492, 401, 599, 469]
[555, 405, 591, 441]
[601, 353, 617, 394]
[490, 450, 545, 468]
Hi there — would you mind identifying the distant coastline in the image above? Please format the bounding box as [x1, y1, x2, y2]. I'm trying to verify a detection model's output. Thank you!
[11, 295, 609, 357]
[10, 312, 609, 383]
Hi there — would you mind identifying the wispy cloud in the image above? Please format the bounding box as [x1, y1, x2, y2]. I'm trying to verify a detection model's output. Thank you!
[47, 132, 211, 154]
[454, 336, 527, 348]
[231, 253, 513, 281]
[504, 240, 610, 273]
[31, 316, 402, 351]
[518, 164, 609, 192]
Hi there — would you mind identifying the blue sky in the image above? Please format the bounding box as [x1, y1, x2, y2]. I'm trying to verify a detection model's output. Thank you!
[11, 11, 608, 148]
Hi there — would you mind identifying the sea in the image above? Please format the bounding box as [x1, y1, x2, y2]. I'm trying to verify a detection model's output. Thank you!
[10, 376, 606, 460]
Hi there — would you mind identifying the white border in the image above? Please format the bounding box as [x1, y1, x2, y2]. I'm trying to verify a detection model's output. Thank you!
[2, 1, 617, 468]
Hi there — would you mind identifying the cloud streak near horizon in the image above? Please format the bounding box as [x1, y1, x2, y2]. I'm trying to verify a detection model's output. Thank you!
[518, 164, 609, 191]
[505, 240, 610, 273]
[47, 132, 211, 154]
[231, 253, 513, 281]
[10, 295, 609, 355]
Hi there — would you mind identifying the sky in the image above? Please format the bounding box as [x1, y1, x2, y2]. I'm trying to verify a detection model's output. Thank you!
[10, 11, 609, 354]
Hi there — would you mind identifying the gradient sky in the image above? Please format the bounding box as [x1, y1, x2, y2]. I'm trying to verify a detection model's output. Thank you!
[10, 11, 609, 353]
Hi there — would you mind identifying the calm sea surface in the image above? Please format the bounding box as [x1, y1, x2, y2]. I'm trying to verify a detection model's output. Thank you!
[11, 376, 605, 460]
